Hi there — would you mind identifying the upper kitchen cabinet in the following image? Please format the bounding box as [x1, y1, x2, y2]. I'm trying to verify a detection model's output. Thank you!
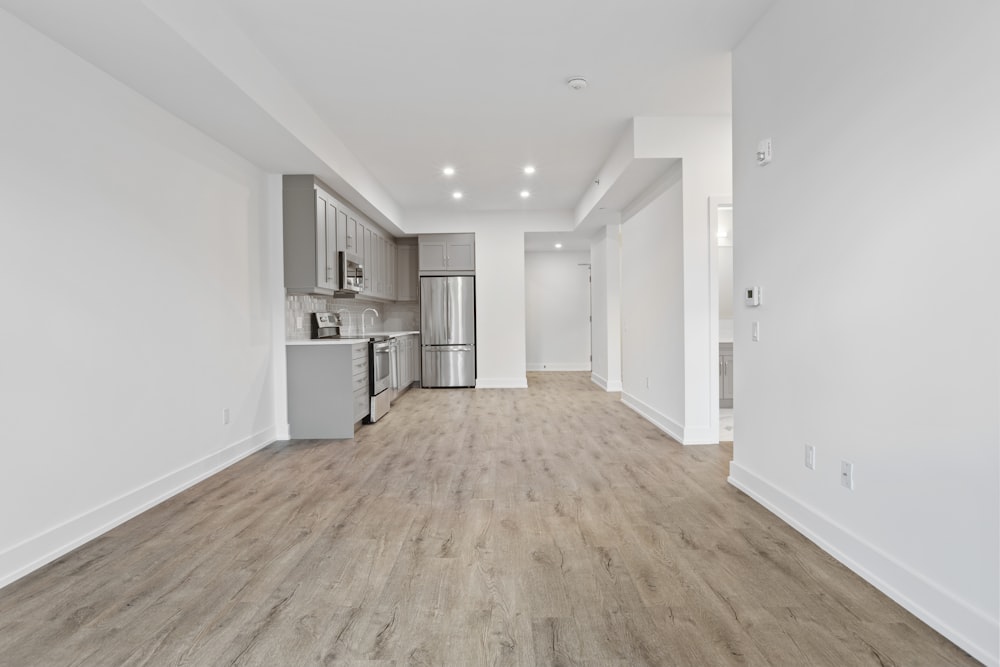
[396, 241, 418, 301]
[283, 174, 404, 300]
[339, 211, 359, 257]
[419, 233, 475, 274]
[362, 224, 373, 293]
[283, 175, 341, 294]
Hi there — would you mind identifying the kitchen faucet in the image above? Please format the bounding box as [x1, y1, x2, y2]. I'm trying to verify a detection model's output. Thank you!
[361, 308, 379, 334]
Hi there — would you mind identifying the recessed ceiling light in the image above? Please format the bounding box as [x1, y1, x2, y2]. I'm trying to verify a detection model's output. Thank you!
[442, 166, 455, 176]
[554, 243, 563, 249]
[523, 165, 536, 175]
[566, 77, 588, 90]
[520, 190, 530, 198]
[452, 191, 463, 200]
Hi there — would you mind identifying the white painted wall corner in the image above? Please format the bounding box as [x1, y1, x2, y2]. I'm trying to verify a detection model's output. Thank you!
[0, 429, 276, 590]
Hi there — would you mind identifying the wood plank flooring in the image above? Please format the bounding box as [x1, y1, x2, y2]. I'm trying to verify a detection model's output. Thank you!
[0, 372, 978, 666]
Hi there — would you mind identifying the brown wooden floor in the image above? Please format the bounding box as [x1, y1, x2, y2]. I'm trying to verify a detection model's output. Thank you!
[0, 372, 977, 666]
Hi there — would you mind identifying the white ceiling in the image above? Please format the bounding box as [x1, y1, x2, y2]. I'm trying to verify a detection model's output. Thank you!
[1, 0, 774, 219]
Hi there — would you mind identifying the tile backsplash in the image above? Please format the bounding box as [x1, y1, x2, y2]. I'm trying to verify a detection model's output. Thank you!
[285, 294, 419, 339]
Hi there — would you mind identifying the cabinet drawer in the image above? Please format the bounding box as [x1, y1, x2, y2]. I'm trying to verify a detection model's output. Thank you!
[352, 356, 368, 377]
[352, 344, 368, 360]
[352, 371, 368, 393]
[353, 387, 369, 420]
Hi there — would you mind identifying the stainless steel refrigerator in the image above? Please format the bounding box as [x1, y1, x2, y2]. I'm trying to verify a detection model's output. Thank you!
[420, 276, 476, 387]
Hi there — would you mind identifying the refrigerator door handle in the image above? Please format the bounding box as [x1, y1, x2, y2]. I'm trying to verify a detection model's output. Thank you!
[445, 282, 451, 342]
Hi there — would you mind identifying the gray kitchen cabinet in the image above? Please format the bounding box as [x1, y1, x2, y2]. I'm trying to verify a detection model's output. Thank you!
[283, 175, 341, 294]
[287, 342, 369, 439]
[372, 233, 382, 297]
[284, 174, 404, 301]
[391, 334, 420, 398]
[368, 232, 397, 300]
[720, 342, 733, 408]
[376, 234, 384, 296]
[345, 213, 359, 256]
[337, 208, 361, 257]
[355, 219, 365, 261]
[395, 243, 418, 301]
[418, 233, 475, 274]
[351, 342, 370, 422]
[404, 334, 416, 389]
[407, 334, 421, 385]
[362, 225, 373, 293]
[419, 237, 447, 271]
[387, 239, 397, 300]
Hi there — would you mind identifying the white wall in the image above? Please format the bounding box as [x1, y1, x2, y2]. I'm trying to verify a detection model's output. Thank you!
[0, 12, 278, 586]
[620, 168, 687, 437]
[613, 116, 732, 444]
[405, 210, 572, 388]
[524, 251, 591, 371]
[590, 224, 622, 391]
[729, 1, 1000, 663]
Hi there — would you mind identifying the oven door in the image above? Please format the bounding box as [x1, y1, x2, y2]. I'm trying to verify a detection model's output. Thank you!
[370, 340, 391, 396]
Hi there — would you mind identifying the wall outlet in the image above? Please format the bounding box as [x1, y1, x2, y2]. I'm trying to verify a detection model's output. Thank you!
[840, 461, 854, 490]
[805, 445, 815, 470]
[223, 408, 230, 425]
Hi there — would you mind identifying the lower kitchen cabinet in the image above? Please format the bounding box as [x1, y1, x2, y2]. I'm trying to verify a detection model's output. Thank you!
[351, 343, 369, 422]
[390, 334, 421, 400]
[402, 334, 420, 388]
[287, 342, 369, 438]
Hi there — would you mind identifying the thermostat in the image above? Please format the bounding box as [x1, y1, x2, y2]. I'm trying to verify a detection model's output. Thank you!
[745, 286, 762, 306]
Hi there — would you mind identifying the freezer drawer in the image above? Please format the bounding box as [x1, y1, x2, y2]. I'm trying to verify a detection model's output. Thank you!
[422, 345, 475, 388]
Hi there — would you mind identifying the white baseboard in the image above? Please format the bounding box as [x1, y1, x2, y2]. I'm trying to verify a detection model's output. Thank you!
[679, 424, 720, 446]
[591, 373, 622, 392]
[0, 427, 277, 590]
[526, 362, 591, 371]
[729, 461, 999, 667]
[476, 377, 528, 389]
[621, 392, 684, 444]
[275, 423, 291, 440]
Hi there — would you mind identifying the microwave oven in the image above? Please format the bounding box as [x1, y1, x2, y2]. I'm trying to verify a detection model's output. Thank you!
[339, 251, 363, 293]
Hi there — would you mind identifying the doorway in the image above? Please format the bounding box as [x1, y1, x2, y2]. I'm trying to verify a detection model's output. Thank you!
[710, 197, 734, 442]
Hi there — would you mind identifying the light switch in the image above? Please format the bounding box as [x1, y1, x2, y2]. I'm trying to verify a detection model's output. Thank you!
[752, 321, 760, 341]
[756, 138, 773, 166]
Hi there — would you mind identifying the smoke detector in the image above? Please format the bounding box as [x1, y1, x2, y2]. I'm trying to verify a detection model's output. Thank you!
[566, 77, 588, 90]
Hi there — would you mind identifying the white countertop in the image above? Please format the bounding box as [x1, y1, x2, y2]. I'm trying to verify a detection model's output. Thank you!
[286, 331, 420, 346]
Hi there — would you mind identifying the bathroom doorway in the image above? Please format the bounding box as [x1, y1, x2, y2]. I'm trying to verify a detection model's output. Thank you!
[714, 199, 735, 442]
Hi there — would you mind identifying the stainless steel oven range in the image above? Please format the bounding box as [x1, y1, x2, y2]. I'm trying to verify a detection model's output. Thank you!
[367, 335, 391, 423]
